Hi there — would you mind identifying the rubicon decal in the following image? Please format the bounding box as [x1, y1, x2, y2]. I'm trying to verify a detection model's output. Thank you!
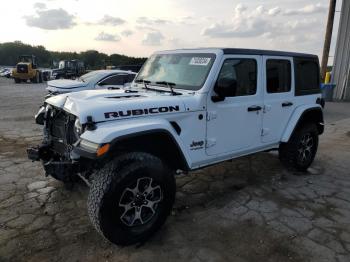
[105, 105, 180, 119]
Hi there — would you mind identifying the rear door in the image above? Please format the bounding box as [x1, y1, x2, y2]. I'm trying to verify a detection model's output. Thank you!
[262, 56, 295, 143]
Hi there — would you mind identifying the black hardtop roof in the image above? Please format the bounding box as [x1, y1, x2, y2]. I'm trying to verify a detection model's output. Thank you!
[222, 48, 318, 59]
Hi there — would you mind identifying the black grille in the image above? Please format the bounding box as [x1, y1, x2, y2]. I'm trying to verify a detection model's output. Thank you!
[17, 64, 28, 73]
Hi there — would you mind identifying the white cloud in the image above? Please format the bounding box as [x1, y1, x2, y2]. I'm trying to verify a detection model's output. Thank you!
[98, 15, 125, 26]
[202, 5, 269, 38]
[142, 31, 164, 46]
[33, 2, 46, 10]
[202, 3, 321, 41]
[234, 3, 247, 14]
[121, 29, 133, 37]
[95, 32, 121, 42]
[268, 7, 281, 16]
[284, 3, 327, 16]
[137, 17, 171, 25]
[24, 8, 76, 30]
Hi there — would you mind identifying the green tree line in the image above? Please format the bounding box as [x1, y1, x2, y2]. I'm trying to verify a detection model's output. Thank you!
[0, 41, 147, 69]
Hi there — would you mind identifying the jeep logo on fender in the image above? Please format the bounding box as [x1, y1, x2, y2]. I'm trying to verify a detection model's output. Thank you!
[104, 105, 180, 119]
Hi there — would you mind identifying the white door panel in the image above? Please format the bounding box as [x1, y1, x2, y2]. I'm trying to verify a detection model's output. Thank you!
[206, 55, 263, 156]
[262, 56, 295, 143]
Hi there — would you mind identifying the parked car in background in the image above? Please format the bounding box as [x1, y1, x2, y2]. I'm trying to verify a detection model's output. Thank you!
[0, 68, 12, 78]
[51, 60, 85, 79]
[46, 70, 136, 97]
[107, 64, 143, 73]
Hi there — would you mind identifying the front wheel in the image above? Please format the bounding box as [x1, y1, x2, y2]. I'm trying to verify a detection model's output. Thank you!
[279, 123, 319, 171]
[87, 152, 176, 245]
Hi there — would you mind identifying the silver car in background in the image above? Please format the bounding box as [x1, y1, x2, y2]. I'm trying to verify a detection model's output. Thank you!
[46, 70, 136, 97]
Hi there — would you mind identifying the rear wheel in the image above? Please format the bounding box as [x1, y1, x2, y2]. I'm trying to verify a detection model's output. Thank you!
[87, 152, 175, 245]
[279, 123, 319, 171]
[14, 78, 20, 83]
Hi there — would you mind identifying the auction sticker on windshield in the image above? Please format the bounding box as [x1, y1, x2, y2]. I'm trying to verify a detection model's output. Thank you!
[189, 57, 211, 66]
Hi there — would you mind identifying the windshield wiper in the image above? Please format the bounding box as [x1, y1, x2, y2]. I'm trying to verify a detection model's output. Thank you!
[135, 79, 151, 90]
[155, 81, 178, 95]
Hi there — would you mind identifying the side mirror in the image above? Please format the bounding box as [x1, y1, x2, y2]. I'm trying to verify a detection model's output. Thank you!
[212, 78, 237, 102]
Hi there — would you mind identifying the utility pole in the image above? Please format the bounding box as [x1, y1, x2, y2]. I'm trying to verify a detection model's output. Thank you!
[321, 0, 337, 82]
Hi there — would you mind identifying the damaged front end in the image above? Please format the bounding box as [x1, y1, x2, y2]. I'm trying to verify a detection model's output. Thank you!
[27, 104, 96, 182]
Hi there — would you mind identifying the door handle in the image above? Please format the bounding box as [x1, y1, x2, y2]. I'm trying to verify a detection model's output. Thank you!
[282, 101, 293, 107]
[247, 105, 262, 112]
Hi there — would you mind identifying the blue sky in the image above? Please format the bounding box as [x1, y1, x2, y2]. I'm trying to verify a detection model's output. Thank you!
[0, 0, 342, 60]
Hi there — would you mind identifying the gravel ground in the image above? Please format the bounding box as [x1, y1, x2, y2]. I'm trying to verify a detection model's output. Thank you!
[0, 77, 350, 262]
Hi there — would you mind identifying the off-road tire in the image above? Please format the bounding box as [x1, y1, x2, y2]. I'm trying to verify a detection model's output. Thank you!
[87, 152, 176, 246]
[14, 78, 20, 83]
[279, 123, 319, 171]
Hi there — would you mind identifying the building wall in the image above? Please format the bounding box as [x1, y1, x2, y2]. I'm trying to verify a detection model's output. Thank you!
[332, 0, 350, 100]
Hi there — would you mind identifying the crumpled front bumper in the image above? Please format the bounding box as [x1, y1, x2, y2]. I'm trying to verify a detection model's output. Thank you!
[27, 144, 80, 180]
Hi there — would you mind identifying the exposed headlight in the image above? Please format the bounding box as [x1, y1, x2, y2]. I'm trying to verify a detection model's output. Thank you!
[35, 106, 46, 125]
[79, 139, 110, 157]
[74, 118, 83, 136]
[79, 139, 99, 151]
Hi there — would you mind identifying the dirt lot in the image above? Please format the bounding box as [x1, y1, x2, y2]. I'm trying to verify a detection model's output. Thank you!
[0, 77, 350, 262]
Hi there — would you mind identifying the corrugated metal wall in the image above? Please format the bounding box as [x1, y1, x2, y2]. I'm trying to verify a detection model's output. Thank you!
[332, 0, 350, 100]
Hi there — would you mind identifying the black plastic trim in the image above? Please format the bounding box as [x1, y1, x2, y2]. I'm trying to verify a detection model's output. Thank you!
[109, 129, 190, 170]
[170, 121, 181, 135]
[222, 48, 317, 59]
[290, 107, 324, 138]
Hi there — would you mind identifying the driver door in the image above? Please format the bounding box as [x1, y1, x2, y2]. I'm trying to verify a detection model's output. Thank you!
[206, 55, 263, 156]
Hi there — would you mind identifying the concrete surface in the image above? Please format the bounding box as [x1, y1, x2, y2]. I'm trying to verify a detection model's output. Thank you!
[0, 77, 350, 262]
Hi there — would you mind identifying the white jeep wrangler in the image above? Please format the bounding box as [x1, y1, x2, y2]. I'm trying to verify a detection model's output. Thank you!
[27, 48, 324, 245]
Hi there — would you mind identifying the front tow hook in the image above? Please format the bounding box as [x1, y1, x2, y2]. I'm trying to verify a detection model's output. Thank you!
[27, 145, 50, 162]
[27, 146, 41, 161]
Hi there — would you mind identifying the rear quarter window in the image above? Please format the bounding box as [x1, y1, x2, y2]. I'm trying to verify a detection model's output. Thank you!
[294, 58, 321, 96]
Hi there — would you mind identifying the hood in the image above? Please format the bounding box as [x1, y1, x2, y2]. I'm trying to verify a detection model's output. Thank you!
[45, 88, 191, 124]
[47, 79, 88, 89]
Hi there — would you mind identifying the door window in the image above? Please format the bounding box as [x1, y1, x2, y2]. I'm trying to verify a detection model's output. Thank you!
[217, 59, 257, 97]
[100, 74, 126, 85]
[294, 58, 320, 96]
[266, 59, 291, 93]
[127, 74, 136, 83]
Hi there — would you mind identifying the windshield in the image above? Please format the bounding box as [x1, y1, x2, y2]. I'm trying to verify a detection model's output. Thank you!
[135, 53, 216, 91]
[79, 71, 100, 82]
